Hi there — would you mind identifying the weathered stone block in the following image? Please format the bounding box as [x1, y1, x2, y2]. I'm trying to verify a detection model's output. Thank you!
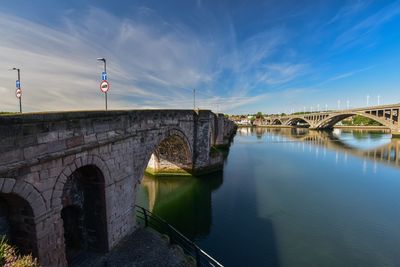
[24, 144, 47, 159]
[2, 178, 16, 193]
[37, 132, 59, 144]
[0, 149, 23, 164]
[66, 135, 84, 149]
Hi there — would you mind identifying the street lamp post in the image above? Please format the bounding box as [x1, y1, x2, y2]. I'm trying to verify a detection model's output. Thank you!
[193, 88, 196, 110]
[12, 68, 22, 113]
[97, 58, 107, 110]
[377, 95, 380, 106]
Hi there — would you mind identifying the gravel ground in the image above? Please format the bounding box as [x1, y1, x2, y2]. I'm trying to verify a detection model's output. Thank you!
[92, 227, 195, 267]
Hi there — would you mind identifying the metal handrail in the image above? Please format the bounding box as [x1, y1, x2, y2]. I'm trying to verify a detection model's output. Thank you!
[135, 205, 223, 267]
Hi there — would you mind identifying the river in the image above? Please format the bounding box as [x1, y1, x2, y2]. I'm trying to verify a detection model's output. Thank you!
[137, 127, 400, 267]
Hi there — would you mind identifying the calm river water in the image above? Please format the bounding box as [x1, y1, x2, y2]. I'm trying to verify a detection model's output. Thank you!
[138, 127, 400, 267]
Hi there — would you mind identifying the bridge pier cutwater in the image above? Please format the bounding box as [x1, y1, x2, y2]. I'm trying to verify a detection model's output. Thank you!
[263, 104, 400, 138]
[0, 110, 236, 266]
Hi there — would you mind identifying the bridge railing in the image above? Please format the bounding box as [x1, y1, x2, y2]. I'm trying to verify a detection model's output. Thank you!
[135, 205, 223, 267]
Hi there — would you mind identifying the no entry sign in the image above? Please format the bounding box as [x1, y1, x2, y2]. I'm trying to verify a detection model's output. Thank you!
[100, 80, 109, 93]
[15, 89, 22, 98]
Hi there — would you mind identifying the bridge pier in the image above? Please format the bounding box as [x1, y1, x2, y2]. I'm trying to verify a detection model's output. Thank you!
[145, 111, 237, 176]
[391, 131, 400, 139]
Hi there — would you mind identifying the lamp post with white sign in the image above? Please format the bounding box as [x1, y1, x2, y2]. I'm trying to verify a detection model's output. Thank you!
[97, 58, 108, 110]
[12, 67, 22, 113]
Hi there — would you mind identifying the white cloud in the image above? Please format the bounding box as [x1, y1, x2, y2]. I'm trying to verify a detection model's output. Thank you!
[0, 8, 217, 112]
[334, 1, 400, 49]
[0, 7, 308, 113]
[326, 0, 373, 25]
[317, 66, 374, 87]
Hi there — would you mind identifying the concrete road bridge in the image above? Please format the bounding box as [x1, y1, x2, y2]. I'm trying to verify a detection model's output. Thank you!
[263, 104, 400, 135]
[0, 110, 236, 266]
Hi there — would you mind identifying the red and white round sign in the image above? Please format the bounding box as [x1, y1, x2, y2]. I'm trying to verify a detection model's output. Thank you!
[100, 80, 109, 93]
[15, 89, 22, 99]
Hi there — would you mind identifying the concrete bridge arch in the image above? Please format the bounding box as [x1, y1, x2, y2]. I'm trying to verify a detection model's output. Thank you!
[272, 118, 283, 125]
[285, 117, 313, 127]
[314, 111, 390, 129]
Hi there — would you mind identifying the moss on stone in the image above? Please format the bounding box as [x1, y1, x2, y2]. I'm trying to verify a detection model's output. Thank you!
[145, 167, 193, 177]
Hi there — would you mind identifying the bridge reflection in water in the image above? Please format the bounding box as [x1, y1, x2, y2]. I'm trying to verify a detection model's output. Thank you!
[137, 173, 223, 240]
[238, 127, 400, 170]
[138, 127, 399, 241]
[138, 127, 400, 266]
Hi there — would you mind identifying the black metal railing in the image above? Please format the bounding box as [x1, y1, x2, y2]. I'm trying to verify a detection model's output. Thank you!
[135, 205, 223, 267]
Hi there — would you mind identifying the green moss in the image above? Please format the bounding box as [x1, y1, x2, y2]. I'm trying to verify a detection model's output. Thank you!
[145, 167, 193, 177]
[0, 112, 17, 115]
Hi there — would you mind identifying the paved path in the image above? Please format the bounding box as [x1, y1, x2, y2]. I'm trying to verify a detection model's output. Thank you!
[92, 227, 194, 267]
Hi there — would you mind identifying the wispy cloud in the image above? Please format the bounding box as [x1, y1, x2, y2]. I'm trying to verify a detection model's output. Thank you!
[334, 1, 400, 49]
[0, 8, 218, 111]
[326, 0, 373, 25]
[215, 27, 308, 99]
[317, 66, 374, 86]
[0, 7, 307, 113]
[2, 2, 392, 114]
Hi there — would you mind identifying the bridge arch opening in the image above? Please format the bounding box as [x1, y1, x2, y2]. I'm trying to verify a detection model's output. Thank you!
[61, 165, 108, 264]
[0, 193, 38, 257]
[272, 119, 282, 125]
[146, 133, 193, 176]
[286, 118, 310, 127]
[317, 114, 385, 129]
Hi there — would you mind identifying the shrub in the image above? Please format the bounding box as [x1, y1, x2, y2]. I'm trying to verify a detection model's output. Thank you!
[0, 236, 39, 267]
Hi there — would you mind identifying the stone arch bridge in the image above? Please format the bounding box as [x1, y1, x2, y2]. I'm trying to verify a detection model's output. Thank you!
[0, 110, 236, 266]
[264, 104, 400, 135]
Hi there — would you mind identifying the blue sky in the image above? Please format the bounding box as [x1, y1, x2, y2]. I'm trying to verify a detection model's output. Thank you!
[1, 0, 400, 114]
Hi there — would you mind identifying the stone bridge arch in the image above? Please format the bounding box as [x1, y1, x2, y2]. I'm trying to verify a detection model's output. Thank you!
[0, 109, 237, 266]
[314, 112, 391, 129]
[51, 155, 112, 265]
[145, 128, 193, 176]
[0, 179, 46, 259]
[51, 154, 112, 209]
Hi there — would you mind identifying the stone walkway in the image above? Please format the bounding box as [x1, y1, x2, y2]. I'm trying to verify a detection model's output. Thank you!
[88, 227, 195, 267]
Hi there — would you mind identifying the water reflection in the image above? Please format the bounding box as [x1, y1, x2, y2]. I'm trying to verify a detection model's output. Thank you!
[138, 127, 400, 266]
[237, 127, 400, 169]
[137, 172, 223, 240]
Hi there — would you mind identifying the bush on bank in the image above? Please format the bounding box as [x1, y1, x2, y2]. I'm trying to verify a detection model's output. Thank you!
[0, 236, 39, 267]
